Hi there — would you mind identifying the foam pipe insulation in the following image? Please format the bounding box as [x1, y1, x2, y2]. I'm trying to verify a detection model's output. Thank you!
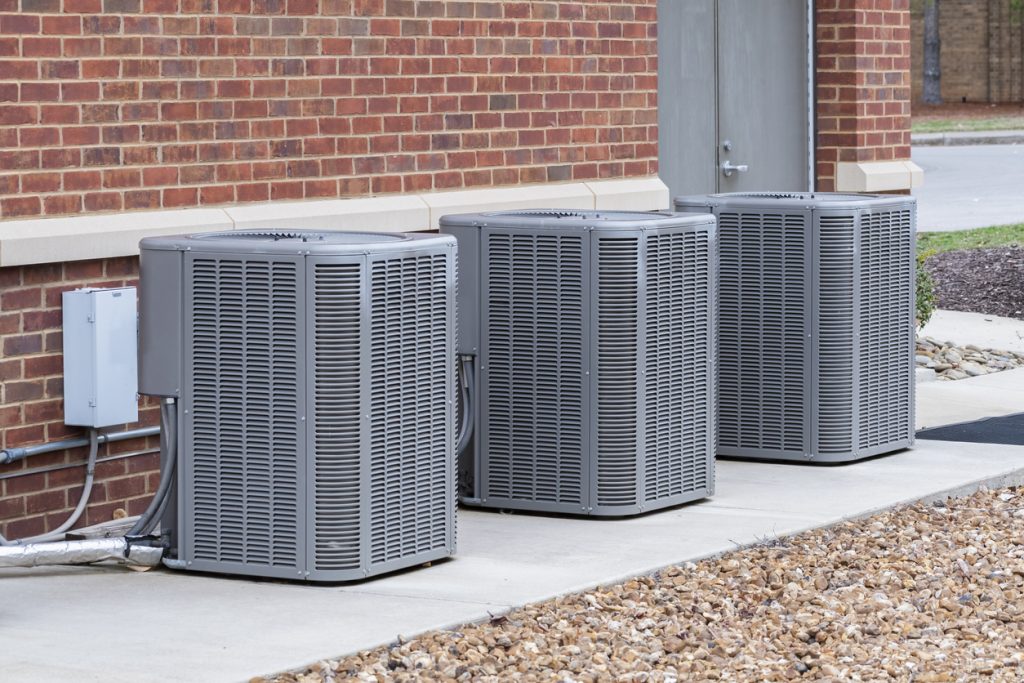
[0, 538, 163, 569]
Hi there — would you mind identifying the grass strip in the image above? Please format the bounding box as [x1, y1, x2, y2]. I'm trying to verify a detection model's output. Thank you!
[918, 223, 1024, 256]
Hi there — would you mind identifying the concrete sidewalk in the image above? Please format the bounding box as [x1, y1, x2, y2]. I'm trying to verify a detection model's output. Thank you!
[912, 129, 1024, 147]
[913, 144, 1024, 231]
[920, 309, 1024, 355]
[919, 365, 1024, 430]
[3, 367, 1024, 683]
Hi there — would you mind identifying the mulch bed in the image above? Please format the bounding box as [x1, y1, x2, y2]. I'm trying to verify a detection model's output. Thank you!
[925, 247, 1024, 320]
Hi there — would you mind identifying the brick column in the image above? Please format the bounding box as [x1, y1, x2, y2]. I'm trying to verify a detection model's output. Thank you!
[815, 0, 919, 192]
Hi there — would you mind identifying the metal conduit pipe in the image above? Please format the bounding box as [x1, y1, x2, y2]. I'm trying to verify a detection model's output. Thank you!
[3, 429, 100, 546]
[128, 399, 177, 538]
[0, 426, 160, 466]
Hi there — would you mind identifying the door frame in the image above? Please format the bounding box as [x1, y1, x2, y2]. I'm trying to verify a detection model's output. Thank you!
[804, 0, 816, 192]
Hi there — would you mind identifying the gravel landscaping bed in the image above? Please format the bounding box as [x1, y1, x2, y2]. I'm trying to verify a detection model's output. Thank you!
[925, 247, 1024, 320]
[266, 487, 1024, 682]
[917, 336, 1024, 380]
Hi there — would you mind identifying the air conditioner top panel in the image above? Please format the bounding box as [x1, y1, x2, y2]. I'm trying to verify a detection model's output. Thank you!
[675, 192, 915, 212]
[439, 209, 715, 232]
[140, 229, 454, 255]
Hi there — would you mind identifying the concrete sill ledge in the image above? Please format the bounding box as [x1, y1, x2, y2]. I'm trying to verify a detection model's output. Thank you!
[0, 177, 669, 267]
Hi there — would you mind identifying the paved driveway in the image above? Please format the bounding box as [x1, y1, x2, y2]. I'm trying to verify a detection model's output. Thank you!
[913, 143, 1024, 232]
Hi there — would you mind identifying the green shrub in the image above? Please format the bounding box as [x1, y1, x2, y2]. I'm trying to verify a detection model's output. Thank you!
[916, 251, 936, 329]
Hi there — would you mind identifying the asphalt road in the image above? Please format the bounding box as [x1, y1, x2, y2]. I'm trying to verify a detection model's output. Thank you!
[912, 143, 1024, 232]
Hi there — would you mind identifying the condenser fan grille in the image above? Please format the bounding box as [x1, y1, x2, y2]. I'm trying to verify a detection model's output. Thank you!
[186, 255, 303, 572]
[483, 232, 586, 509]
[675, 192, 916, 463]
[457, 210, 717, 516]
[148, 228, 456, 582]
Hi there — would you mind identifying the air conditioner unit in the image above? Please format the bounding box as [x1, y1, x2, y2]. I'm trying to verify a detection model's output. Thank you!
[674, 192, 916, 463]
[138, 230, 457, 581]
[441, 210, 717, 516]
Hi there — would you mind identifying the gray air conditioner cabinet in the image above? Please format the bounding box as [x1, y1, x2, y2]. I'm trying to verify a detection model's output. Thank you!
[674, 192, 916, 463]
[138, 230, 457, 581]
[442, 210, 717, 516]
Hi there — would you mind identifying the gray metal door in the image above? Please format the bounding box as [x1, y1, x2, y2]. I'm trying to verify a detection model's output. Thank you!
[658, 0, 811, 196]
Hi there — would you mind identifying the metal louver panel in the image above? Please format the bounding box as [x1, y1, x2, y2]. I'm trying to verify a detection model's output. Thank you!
[482, 231, 586, 511]
[717, 211, 807, 456]
[675, 193, 916, 463]
[145, 229, 455, 582]
[368, 253, 452, 566]
[857, 209, 914, 449]
[595, 237, 640, 509]
[443, 210, 715, 516]
[186, 255, 302, 576]
[644, 230, 713, 502]
[310, 263, 363, 572]
[815, 214, 857, 455]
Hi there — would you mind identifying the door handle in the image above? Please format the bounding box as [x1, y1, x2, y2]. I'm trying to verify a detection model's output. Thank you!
[721, 161, 749, 177]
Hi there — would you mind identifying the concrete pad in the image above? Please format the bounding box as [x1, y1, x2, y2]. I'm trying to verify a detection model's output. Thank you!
[0, 565, 496, 683]
[920, 309, 1024, 353]
[343, 503, 821, 607]
[917, 367, 1024, 429]
[5, 435, 1024, 683]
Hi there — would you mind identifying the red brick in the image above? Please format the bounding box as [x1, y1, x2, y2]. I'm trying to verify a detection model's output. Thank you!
[0, 303, 18, 329]
[24, 356, 62, 379]
[21, 308, 60, 331]
[84, 501, 122, 527]
[0, 196, 41, 217]
[25, 489, 67, 516]
[162, 187, 198, 207]
[1, 14, 40, 34]
[3, 472, 47, 496]
[83, 191, 123, 212]
[0, 495, 26, 522]
[93, 459, 126, 480]
[2, 515, 46, 539]
[105, 474, 149, 500]
[43, 194, 83, 215]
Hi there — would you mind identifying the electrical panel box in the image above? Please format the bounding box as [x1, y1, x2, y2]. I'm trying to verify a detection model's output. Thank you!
[62, 287, 139, 428]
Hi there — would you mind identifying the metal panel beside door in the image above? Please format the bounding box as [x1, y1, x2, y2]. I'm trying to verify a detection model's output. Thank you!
[658, 0, 811, 195]
[658, 0, 717, 197]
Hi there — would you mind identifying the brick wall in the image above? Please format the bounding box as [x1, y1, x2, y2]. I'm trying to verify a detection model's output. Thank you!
[988, 1, 1024, 102]
[910, 0, 1024, 104]
[0, 0, 657, 538]
[0, 256, 160, 539]
[815, 0, 913, 191]
[0, 0, 658, 220]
